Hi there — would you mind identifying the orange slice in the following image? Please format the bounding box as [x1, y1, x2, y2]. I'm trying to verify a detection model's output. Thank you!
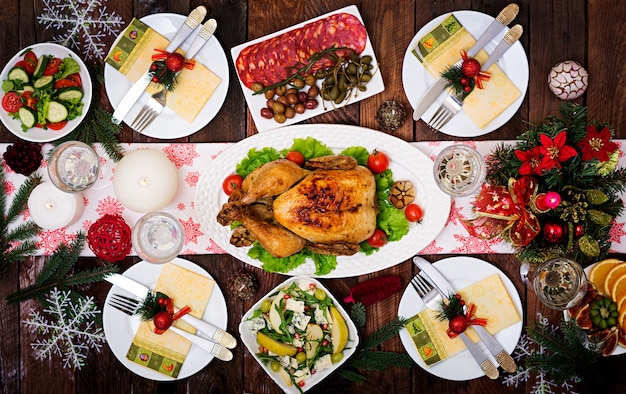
[604, 263, 626, 297]
[617, 291, 626, 311]
[589, 258, 622, 292]
[612, 273, 626, 302]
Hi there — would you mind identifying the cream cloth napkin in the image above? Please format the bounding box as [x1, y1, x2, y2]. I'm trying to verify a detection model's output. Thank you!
[125, 263, 215, 378]
[105, 18, 222, 123]
[404, 273, 520, 366]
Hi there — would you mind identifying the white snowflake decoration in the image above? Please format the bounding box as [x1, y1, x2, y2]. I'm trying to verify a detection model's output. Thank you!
[38, 0, 124, 60]
[22, 288, 106, 370]
[503, 313, 581, 394]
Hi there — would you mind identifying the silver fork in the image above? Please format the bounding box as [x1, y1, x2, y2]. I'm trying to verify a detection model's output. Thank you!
[426, 93, 463, 132]
[130, 88, 167, 132]
[108, 294, 233, 361]
[409, 273, 499, 379]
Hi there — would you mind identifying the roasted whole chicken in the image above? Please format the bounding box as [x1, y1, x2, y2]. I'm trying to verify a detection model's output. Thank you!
[217, 155, 378, 258]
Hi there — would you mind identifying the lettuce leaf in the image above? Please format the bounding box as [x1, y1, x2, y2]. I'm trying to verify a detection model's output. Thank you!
[280, 137, 333, 160]
[248, 243, 337, 275]
[236, 147, 280, 177]
[340, 146, 369, 166]
[56, 57, 81, 80]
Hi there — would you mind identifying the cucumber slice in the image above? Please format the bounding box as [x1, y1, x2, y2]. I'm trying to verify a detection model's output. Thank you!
[47, 101, 68, 123]
[33, 56, 49, 79]
[56, 87, 83, 102]
[34, 75, 54, 90]
[8, 67, 30, 84]
[18, 106, 37, 128]
[17, 85, 35, 94]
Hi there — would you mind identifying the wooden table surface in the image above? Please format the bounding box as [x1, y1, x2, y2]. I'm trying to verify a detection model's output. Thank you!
[1, 1, 625, 393]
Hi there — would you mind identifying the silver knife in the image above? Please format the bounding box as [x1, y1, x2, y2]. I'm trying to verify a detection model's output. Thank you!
[413, 256, 517, 373]
[412, 3, 519, 121]
[104, 273, 237, 349]
[480, 24, 523, 72]
[111, 5, 207, 124]
[184, 19, 217, 60]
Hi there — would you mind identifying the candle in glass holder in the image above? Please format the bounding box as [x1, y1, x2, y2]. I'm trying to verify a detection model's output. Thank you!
[27, 182, 84, 229]
[132, 211, 184, 264]
[48, 141, 100, 193]
[112, 149, 178, 213]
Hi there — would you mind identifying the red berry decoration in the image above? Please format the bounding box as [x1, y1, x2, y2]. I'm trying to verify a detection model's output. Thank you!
[461, 57, 481, 78]
[449, 315, 468, 334]
[165, 52, 185, 72]
[3, 141, 43, 176]
[153, 311, 173, 331]
[575, 224, 585, 237]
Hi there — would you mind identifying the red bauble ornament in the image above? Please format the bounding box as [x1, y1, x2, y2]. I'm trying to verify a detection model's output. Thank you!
[165, 53, 185, 72]
[461, 57, 481, 78]
[460, 77, 469, 85]
[575, 224, 585, 237]
[543, 221, 567, 244]
[86, 214, 132, 262]
[449, 315, 468, 334]
[153, 311, 173, 330]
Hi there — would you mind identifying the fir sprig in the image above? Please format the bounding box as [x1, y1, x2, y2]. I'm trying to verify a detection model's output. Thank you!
[0, 165, 42, 277]
[54, 63, 124, 162]
[525, 319, 605, 389]
[6, 233, 119, 306]
[338, 302, 413, 384]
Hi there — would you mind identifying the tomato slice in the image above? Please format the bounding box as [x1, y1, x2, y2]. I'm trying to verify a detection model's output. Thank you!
[24, 50, 37, 65]
[14, 60, 35, 75]
[67, 73, 82, 87]
[2, 92, 23, 112]
[47, 120, 68, 130]
[43, 57, 62, 76]
[55, 79, 75, 89]
[20, 91, 37, 109]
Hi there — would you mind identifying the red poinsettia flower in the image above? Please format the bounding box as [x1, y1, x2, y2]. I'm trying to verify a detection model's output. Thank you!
[515, 146, 543, 175]
[538, 131, 578, 171]
[576, 125, 618, 162]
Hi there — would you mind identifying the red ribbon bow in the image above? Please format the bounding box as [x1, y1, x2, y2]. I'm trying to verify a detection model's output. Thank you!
[464, 176, 541, 247]
[153, 297, 192, 335]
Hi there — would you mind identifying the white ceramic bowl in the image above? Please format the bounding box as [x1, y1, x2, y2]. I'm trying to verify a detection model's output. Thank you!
[239, 276, 359, 393]
[0, 42, 92, 142]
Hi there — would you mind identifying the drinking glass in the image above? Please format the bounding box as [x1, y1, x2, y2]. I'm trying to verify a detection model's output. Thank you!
[433, 144, 486, 197]
[132, 211, 185, 264]
[533, 257, 587, 310]
[48, 141, 100, 192]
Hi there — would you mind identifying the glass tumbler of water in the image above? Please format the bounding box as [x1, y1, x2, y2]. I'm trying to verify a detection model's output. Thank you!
[433, 144, 486, 197]
[132, 211, 185, 264]
[48, 141, 100, 192]
[533, 257, 588, 310]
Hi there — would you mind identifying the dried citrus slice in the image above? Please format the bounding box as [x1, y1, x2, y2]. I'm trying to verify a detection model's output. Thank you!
[589, 258, 622, 292]
[604, 263, 626, 297]
[612, 273, 626, 301]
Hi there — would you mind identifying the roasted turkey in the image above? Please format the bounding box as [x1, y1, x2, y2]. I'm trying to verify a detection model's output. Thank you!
[216, 155, 378, 258]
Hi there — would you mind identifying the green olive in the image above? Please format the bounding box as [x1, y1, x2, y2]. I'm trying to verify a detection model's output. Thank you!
[251, 82, 264, 92]
[330, 352, 344, 363]
[314, 288, 326, 300]
[260, 299, 272, 313]
[295, 352, 307, 363]
[304, 74, 316, 86]
[270, 360, 281, 372]
[275, 85, 287, 96]
[284, 106, 295, 119]
[272, 101, 286, 114]
[292, 78, 305, 89]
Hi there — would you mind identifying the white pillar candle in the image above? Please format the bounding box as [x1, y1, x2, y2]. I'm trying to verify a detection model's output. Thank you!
[112, 149, 178, 213]
[27, 182, 85, 230]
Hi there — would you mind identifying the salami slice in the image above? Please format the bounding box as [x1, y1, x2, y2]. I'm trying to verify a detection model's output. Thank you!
[235, 12, 368, 89]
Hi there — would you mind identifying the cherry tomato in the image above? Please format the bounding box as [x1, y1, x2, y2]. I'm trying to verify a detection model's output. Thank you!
[285, 151, 305, 166]
[67, 73, 82, 87]
[405, 203, 424, 222]
[14, 60, 35, 75]
[367, 150, 390, 174]
[367, 228, 387, 248]
[54, 78, 78, 89]
[47, 120, 68, 130]
[24, 50, 38, 65]
[20, 91, 37, 109]
[2, 92, 23, 112]
[222, 174, 243, 195]
[43, 57, 62, 76]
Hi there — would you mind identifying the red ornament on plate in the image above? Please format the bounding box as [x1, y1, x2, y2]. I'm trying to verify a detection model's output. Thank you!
[165, 52, 185, 72]
[153, 311, 174, 330]
[449, 315, 468, 334]
[461, 57, 481, 78]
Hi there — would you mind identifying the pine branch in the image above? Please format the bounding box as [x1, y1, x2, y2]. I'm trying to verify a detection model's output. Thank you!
[350, 302, 367, 331]
[359, 317, 408, 350]
[5, 173, 42, 223]
[336, 368, 367, 384]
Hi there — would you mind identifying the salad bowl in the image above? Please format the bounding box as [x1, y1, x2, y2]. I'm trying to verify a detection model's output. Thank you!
[0, 42, 92, 142]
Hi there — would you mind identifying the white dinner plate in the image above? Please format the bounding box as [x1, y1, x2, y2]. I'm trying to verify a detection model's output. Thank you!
[231, 5, 384, 133]
[402, 10, 529, 137]
[562, 262, 626, 356]
[398, 256, 523, 381]
[0, 43, 93, 142]
[193, 124, 451, 278]
[102, 258, 228, 381]
[104, 13, 229, 139]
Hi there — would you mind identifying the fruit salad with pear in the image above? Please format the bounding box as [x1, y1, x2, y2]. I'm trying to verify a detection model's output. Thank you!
[247, 278, 351, 390]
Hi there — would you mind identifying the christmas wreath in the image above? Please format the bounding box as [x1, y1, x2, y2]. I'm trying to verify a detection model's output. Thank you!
[465, 103, 626, 266]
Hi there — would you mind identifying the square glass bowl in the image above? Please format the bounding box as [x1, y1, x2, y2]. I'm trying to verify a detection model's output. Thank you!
[239, 276, 359, 393]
